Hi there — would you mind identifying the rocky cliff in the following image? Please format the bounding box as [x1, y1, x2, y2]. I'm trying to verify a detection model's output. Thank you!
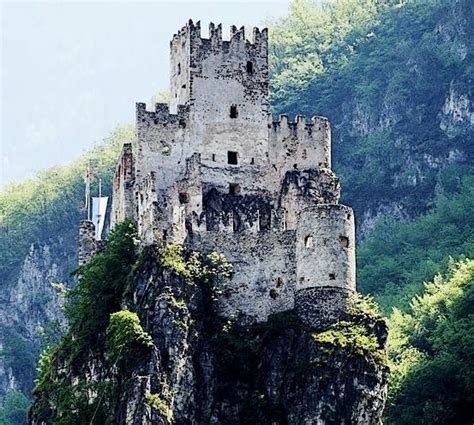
[29, 226, 388, 424]
[0, 234, 76, 401]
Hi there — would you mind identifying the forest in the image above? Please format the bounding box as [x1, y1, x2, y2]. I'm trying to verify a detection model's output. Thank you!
[1, 0, 473, 423]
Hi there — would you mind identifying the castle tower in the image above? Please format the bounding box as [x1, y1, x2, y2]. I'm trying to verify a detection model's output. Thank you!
[295, 205, 356, 326]
[170, 20, 270, 173]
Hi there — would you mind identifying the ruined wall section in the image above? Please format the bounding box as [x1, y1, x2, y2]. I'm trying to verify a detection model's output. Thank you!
[78, 221, 103, 266]
[192, 230, 296, 321]
[269, 115, 331, 181]
[110, 143, 135, 228]
[277, 168, 341, 230]
[135, 172, 162, 245]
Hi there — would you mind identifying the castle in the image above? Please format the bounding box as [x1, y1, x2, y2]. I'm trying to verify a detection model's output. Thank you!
[79, 20, 356, 325]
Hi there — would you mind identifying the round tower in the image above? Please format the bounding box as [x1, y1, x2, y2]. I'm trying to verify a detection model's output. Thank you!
[295, 204, 356, 327]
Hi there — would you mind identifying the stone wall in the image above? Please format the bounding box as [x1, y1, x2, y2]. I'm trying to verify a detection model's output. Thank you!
[296, 204, 356, 292]
[78, 221, 99, 266]
[111, 143, 135, 228]
[192, 230, 296, 321]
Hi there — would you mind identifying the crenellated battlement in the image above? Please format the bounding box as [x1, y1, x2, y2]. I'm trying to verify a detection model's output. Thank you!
[170, 19, 268, 50]
[169, 20, 268, 113]
[136, 102, 189, 126]
[269, 114, 331, 172]
[271, 114, 330, 135]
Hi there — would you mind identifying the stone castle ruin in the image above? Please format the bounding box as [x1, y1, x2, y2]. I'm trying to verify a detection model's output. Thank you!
[79, 20, 356, 325]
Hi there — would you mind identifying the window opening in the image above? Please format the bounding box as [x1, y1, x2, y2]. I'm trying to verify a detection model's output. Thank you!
[246, 61, 253, 73]
[227, 151, 238, 165]
[229, 183, 241, 195]
[339, 236, 349, 248]
[230, 105, 238, 118]
[179, 193, 189, 204]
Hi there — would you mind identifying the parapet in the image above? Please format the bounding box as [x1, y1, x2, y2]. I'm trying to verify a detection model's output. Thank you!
[271, 115, 330, 138]
[269, 114, 332, 171]
[170, 19, 268, 52]
[136, 102, 190, 127]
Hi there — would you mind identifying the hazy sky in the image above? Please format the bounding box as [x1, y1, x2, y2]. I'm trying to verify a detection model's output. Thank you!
[0, 0, 291, 189]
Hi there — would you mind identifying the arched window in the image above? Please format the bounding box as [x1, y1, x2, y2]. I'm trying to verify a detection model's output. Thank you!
[230, 105, 238, 119]
[246, 61, 253, 73]
[177, 63, 181, 75]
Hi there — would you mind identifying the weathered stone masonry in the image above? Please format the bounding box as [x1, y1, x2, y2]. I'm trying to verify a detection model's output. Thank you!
[79, 20, 357, 325]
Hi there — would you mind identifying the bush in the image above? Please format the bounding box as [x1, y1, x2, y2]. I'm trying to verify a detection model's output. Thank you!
[106, 310, 153, 364]
[65, 220, 138, 354]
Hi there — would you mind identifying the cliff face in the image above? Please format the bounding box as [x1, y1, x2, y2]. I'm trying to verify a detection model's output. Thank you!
[29, 242, 388, 424]
[0, 235, 76, 400]
[336, 0, 472, 239]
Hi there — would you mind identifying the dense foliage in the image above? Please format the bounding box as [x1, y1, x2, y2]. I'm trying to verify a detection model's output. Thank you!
[106, 310, 153, 364]
[65, 220, 138, 355]
[0, 126, 131, 282]
[359, 173, 474, 312]
[31, 222, 140, 424]
[270, 0, 472, 215]
[387, 259, 474, 424]
[0, 390, 30, 425]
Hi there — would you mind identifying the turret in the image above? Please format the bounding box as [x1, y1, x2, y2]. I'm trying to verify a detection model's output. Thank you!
[295, 204, 356, 326]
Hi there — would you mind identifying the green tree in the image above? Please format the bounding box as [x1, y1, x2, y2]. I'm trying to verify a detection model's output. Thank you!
[386, 259, 474, 424]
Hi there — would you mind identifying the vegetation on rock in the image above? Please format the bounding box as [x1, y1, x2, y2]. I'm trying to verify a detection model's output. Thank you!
[106, 310, 153, 364]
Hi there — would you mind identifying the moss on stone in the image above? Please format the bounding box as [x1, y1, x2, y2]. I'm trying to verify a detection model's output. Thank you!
[311, 322, 387, 365]
[106, 309, 154, 364]
[145, 393, 173, 422]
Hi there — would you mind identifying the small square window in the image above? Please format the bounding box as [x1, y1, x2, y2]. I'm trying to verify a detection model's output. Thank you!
[246, 61, 254, 73]
[229, 183, 241, 195]
[179, 193, 189, 204]
[227, 151, 238, 165]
